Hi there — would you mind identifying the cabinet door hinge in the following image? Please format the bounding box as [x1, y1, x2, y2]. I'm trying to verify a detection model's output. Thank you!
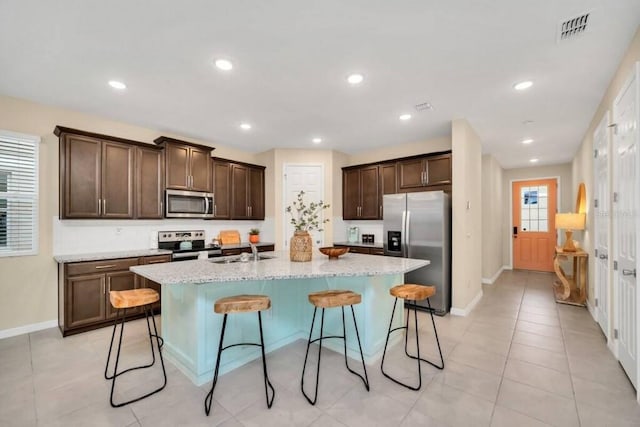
[594, 199, 598, 208]
[595, 298, 598, 307]
[614, 329, 619, 339]
[595, 249, 599, 257]
[613, 192, 619, 203]
[613, 260, 618, 271]
[608, 123, 618, 135]
[594, 149, 598, 158]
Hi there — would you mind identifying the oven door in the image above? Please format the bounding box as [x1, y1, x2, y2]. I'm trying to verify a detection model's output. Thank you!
[165, 189, 214, 219]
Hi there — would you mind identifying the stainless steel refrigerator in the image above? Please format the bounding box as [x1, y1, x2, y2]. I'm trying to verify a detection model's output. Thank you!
[383, 191, 451, 315]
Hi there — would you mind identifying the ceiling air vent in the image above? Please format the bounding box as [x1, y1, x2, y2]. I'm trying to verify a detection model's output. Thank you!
[414, 102, 433, 112]
[558, 13, 590, 42]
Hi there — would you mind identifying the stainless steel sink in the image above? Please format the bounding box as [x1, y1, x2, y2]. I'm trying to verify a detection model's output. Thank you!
[211, 254, 275, 264]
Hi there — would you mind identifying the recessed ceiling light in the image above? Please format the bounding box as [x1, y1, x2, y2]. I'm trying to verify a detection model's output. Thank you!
[521, 138, 534, 144]
[530, 158, 539, 163]
[312, 137, 322, 144]
[239, 123, 251, 130]
[347, 73, 364, 85]
[399, 114, 412, 121]
[215, 59, 233, 71]
[108, 80, 126, 90]
[514, 80, 533, 91]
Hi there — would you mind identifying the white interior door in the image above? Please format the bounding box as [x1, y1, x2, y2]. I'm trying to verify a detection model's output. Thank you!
[594, 112, 611, 337]
[613, 62, 639, 389]
[283, 164, 325, 249]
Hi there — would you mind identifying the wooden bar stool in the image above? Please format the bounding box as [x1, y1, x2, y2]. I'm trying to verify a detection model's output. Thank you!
[380, 284, 444, 391]
[301, 289, 369, 405]
[104, 288, 167, 407]
[204, 294, 275, 416]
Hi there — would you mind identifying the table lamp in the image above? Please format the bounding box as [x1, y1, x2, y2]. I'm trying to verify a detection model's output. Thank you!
[555, 213, 586, 252]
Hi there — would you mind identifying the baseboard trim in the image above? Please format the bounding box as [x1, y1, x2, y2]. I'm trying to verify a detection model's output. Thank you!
[586, 300, 597, 320]
[0, 319, 57, 340]
[451, 289, 483, 316]
[481, 265, 509, 285]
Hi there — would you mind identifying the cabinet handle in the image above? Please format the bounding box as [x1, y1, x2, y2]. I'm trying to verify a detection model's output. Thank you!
[214, 204, 217, 217]
[160, 201, 163, 216]
[148, 260, 166, 264]
[101, 281, 105, 295]
[95, 264, 116, 269]
[379, 205, 382, 218]
[103, 199, 106, 215]
[424, 163, 429, 185]
[98, 198, 101, 216]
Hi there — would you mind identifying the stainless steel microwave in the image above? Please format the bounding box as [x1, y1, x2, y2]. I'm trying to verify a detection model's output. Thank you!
[165, 189, 215, 219]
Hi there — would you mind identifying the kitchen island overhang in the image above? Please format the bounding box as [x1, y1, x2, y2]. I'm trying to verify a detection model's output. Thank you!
[131, 251, 429, 386]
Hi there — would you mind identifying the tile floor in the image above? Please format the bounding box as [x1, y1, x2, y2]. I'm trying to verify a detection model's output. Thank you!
[2, 270, 640, 426]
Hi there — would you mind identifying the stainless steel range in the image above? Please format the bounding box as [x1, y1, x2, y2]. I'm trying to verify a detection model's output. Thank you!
[158, 230, 222, 261]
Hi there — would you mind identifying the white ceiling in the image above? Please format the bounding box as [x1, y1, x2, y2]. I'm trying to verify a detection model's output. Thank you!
[1, 1, 639, 168]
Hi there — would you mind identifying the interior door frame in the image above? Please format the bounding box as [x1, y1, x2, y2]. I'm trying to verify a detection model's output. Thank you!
[282, 163, 325, 249]
[508, 176, 561, 269]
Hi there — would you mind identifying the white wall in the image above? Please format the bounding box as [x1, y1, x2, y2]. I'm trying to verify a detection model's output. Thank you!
[481, 154, 504, 282]
[451, 119, 483, 314]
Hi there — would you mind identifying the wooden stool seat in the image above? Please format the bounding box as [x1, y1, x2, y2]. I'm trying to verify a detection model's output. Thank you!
[214, 295, 271, 314]
[390, 284, 436, 301]
[308, 290, 361, 308]
[109, 288, 159, 309]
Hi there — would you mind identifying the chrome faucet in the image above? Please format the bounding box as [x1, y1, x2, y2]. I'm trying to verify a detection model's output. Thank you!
[250, 243, 259, 261]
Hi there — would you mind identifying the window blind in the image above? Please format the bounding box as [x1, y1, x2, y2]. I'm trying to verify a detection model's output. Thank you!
[0, 130, 40, 257]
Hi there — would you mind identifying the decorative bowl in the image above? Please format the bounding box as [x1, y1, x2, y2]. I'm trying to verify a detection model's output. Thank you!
[319, 246, 349, 259]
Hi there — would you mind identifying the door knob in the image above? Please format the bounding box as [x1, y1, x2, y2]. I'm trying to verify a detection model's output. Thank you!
[622, 269, 636, 277]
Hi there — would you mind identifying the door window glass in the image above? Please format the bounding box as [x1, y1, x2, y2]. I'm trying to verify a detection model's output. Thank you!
[520, 185, 549, 232]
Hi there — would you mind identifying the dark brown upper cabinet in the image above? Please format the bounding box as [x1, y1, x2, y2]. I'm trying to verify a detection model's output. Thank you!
[214, 158, 265, 220]
[154, 136, 213, 192]
[378, 162, 397, 218]
[398, 153, 451, 192]
[342, 165, 380, 220]
[212, 159, 231, 219]
[57, 128, 135, 219]
[136, 146, 164, 219]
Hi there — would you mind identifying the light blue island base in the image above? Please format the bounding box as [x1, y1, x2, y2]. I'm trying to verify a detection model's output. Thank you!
[161, 274, 405, 386]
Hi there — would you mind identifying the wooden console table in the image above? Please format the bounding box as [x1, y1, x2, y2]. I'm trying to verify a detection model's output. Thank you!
[553, 246, 588, 306]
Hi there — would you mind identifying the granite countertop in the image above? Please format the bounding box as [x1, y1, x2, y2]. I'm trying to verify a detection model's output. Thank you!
[54, 248, 173, 263]
[53, 242, 275, 264]
[333, 241, 384, 248]
[131, 250, 429, 285]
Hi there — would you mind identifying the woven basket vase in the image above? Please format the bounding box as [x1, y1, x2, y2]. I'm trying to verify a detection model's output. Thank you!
[290, 231, 312, 262]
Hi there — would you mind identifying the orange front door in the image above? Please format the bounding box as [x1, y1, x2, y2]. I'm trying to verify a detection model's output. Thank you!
[512, 178, 557, 272]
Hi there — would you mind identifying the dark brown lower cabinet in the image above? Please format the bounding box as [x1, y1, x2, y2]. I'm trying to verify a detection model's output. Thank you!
[334, 245, 384, 255]
[59, 255, 170, 337]
[221, 244, 275, 256]
[138, 254, 171, 312]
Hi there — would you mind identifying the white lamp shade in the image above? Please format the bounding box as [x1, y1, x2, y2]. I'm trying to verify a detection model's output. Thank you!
[555, 213, 585, 231]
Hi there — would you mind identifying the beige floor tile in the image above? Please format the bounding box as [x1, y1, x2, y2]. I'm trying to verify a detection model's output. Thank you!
[490, 405, 552, 427]
[432, 360, 502, 402]
[515, 320, 563, 339]
[309, 414, 349, 427]
[572, 376, 640, 420]
[398, 409, 449, 427]
[39, 401, 138, 427]
[568, 353, 635, 391]
[508, 343, 569, 373]
[497, 379, 579, 427]
[325, 385, 413, 427]
[448, 343, 507, 376]
[576, 400, 640, 427]
[412, 381, 494, 427]
[517, 312, 559, 327]
[518, 305, 558, 317]
[503, 358, 573, 398]
[235, 385, 323, 427]
[466, 321, 514, 342]
[512, 330, 565, 354]
[459, 330, 511, 357]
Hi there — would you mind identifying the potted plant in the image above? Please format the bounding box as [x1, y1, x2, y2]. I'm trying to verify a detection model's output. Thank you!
[286, 190, 330, 262]
[248, 228, 260, 244]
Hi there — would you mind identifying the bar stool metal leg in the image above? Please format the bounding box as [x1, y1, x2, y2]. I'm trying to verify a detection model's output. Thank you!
[205, 311, 275, 416]
[105, 304, 167, 408]
[380, 297, 444, 391]
[301, 304, 369, 405]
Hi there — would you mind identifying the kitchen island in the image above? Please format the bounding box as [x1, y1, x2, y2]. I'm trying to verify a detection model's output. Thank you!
[131, 251, 429, 385]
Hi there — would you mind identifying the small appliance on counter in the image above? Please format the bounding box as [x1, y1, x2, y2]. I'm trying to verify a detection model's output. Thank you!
[158, 230, 222, 261]
[362, 234, 375, 244]
[347, 226, 360, 243]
